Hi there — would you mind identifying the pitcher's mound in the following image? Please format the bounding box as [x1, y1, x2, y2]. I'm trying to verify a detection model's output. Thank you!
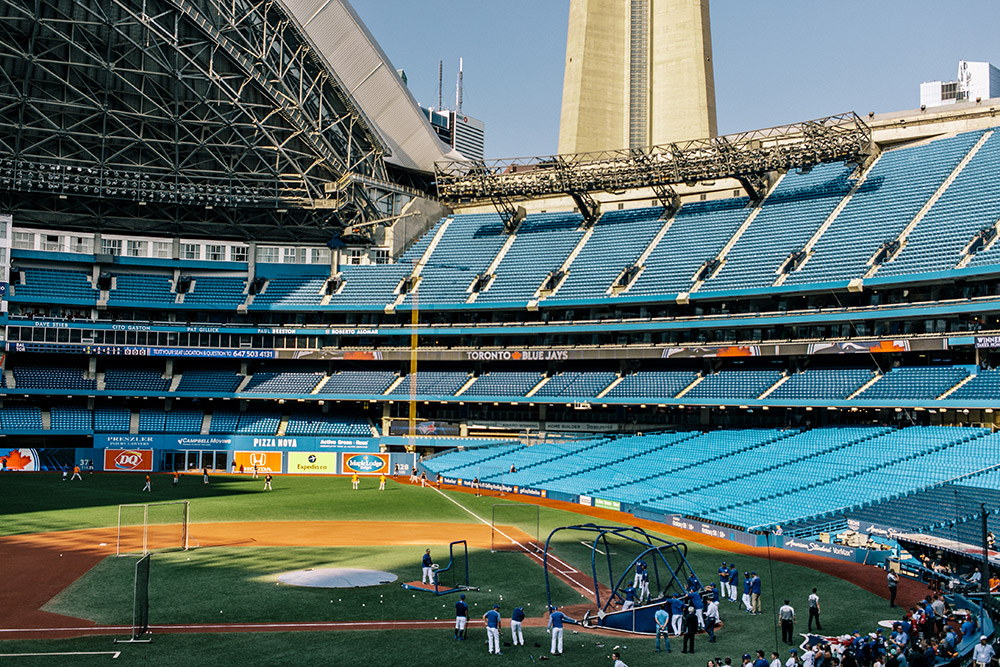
[277, 568, 398, 588]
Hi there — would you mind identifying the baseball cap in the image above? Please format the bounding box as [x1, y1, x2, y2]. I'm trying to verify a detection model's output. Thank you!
[743, 655, 751, 660]
[790, 649, 798, 654]
[493, 604, 499, 609]
[460, 594, 465, 599]
[981, 636, 989, 641]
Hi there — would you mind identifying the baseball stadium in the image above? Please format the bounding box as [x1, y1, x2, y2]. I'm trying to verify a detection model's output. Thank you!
[0, 0, 998, 665]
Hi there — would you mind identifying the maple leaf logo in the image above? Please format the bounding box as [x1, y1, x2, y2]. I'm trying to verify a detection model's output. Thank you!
[5, 449, 33, 470]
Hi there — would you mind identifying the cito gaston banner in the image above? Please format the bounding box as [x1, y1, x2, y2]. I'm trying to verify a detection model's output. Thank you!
[341, 452, 388, 475]
[288, 452, 338, 475]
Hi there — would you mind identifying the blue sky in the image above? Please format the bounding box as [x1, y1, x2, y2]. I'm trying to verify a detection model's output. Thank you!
[349, 0, 1000, 159]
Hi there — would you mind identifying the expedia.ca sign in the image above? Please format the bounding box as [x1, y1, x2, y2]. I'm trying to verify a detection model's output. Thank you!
[342, 453, 388, 475]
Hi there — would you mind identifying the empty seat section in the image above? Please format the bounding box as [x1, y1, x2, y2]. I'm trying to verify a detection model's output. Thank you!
[12, 268, 98, 303]
[388, 371, 469, 396]
[94, 406, 130, 432]
[0, 403, 43, 430]
[532, 371, 616, 398]
[184, 276, 246, 308]
[785, 130, 984, 285]
[552, 207, 666, 302]
[462, 372, 544, 397]
[605, 371, 699, 400]
[209, 410, 241, 433]
[683, 370, 783, 400]
[949, 369, 1000, 400]
[235, 410, 281, 434]
[883, 131, 1000, 276]
[284, 411, 371, 436]
[104, 368, 170, 392]
[628, 197, 751, 296]
[12, 366, 95, 390]
[164, 409, 204, 433]
[251, 271, 326, 307]
[476, 212, 584, 303]
[242, 372, 323, 394]
[768, 368, 874, 400]
[138, 409, 166, 432]
[331, 264, 410, 307]
[857, 366, 970, 401]
[703, 162, 854, 291]
[319, 371, 397, 395]
[176, 370, 243, 393]
[50, 405, 92, 430]
[403, 213, 507, 305]
[107, 273, 175, 305]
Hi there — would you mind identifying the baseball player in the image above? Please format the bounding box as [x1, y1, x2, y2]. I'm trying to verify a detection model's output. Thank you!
[484, 604, 502, 655]
[742, 571, 752, 612]
[454, 594, 469, 640]
[547, 605, 576, 655]
[351, 473, 359, 490]
[379, 474, 386, 491]
[633, 560, 646, 589]
[252, 465, 259, 479]
[622, 583, 637, 611]
[728, 564, 739, 603]
[640, 565, 650, 602]
[510, 605, 525, 646]
[421, 549, 434, 584]
[142, 474, 151, 492]
[71, 465, 82, 481]
[719, 561, 731, 600]
[172, 471, 179, 487]
[264, 473, 272, 491]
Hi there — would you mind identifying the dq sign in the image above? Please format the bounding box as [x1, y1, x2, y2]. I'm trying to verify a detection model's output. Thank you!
[233, 451, 282, 474]
[104, 449, 153, 472]
[342, 452, 388, 475]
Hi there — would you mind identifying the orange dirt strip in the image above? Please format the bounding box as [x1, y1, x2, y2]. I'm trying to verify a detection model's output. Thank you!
[445, 485, 931, 608]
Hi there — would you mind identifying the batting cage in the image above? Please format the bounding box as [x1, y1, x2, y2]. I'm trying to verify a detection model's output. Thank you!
[542, 524, 703, 635]
[400, 540, 480, 596]
[115, 553, 152, 644]
[117, 500, 190, 556]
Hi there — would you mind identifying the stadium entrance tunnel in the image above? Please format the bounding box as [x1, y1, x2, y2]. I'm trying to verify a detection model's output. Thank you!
[277, 568, 398, 588]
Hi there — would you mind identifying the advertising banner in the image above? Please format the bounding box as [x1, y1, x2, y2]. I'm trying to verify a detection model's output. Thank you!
[341, 452, 389, 475]
[594, 498, 621, 511]
[779, 537, 864, 562]
[233, 451, 283, 474]
[103, 449, 154, 472]
[1, 448, 40, 471]
[287, 452, 338, 475]
[93, 434, 379, 452]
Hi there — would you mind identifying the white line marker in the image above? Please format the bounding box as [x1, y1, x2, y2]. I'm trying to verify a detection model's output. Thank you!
[431, 488, 596, 600]
[0, 651, 121, 658]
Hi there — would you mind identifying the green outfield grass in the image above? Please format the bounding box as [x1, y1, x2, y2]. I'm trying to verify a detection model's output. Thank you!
[43, 545, 586, 624]
[2, 472, 898, 665]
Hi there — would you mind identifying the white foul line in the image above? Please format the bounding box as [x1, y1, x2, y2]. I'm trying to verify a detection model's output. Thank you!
[0, 651, 120, 658]
[430, 486, 521, 547]
[431, 487, 596, 600]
